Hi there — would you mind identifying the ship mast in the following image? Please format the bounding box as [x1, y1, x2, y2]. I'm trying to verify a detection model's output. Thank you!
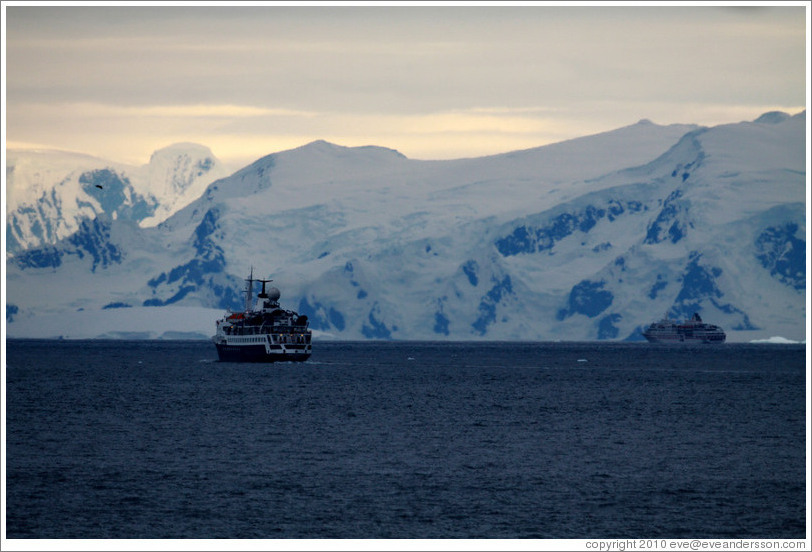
[243, 267, 254, 312]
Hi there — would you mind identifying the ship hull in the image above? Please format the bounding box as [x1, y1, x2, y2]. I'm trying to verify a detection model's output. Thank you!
[215, 342, 311, 363]
[643, 333, 726, 344]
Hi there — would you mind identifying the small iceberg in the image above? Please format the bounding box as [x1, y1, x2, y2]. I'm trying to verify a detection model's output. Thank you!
[749, 336, 802, 344]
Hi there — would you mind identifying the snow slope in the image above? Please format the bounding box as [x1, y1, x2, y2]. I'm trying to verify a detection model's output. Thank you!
[5, 112, 806, 342]
[5, 143, 231, 254]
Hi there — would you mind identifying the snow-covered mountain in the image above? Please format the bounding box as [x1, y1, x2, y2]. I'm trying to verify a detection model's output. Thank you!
[5, 112, 806, 342]
[5, 143, 230, 254]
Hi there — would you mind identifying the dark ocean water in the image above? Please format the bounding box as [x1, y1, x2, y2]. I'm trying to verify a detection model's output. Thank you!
[5, 339, 807, 539]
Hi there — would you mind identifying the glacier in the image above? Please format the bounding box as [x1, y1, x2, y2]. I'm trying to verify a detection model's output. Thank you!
[5, 143, 231, 254]
[5, 112, 807, 342]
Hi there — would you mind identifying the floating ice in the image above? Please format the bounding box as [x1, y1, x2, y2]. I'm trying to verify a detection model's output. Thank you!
[749, 336, 802, 344]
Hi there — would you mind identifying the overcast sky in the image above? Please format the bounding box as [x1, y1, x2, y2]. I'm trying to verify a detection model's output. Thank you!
[3, 2, 808, 167]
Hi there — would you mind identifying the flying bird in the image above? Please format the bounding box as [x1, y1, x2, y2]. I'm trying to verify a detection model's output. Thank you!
[95, 185, 103, 189]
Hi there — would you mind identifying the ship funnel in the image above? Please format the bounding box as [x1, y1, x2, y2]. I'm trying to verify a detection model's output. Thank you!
[256, 278, 273, 298]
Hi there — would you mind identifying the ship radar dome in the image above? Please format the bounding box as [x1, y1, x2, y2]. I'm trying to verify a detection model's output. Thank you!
[268, 287, 281, 301]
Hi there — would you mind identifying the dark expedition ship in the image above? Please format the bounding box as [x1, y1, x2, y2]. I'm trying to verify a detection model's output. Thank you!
[642, 312, 726, 343]
[212, 270, 312, 362]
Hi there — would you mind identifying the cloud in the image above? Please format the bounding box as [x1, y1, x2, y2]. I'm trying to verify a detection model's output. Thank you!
[7, 97, 805, 167]
[18, 102, 314, 119]
[4, 5, 807, 165]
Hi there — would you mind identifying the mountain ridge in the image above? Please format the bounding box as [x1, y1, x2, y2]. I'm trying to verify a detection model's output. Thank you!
[5, 111, 806, 342]
[5, 143, 232, 254]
